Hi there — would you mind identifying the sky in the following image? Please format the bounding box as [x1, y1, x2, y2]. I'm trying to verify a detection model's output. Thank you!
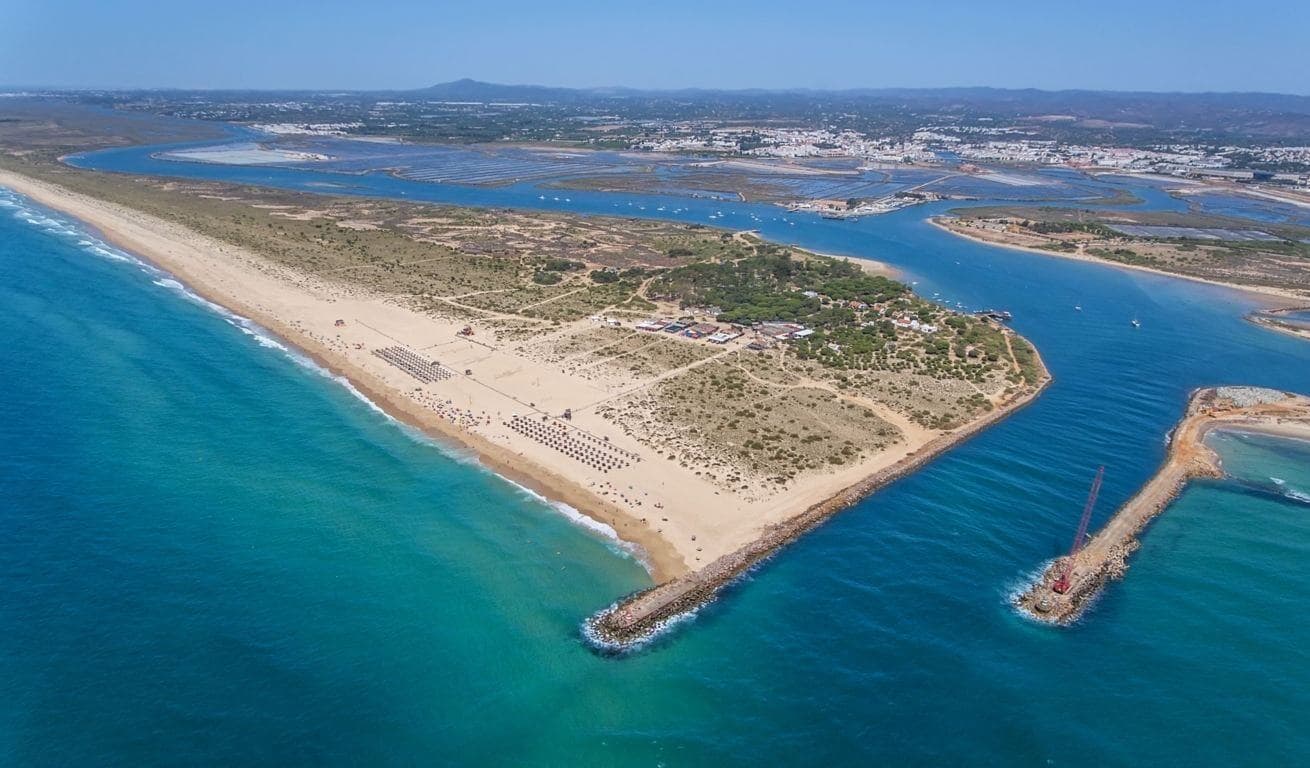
[2, 0, 1308, 94]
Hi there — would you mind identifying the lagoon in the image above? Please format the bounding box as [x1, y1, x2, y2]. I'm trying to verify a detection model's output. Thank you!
[3, 142, 1310, 764]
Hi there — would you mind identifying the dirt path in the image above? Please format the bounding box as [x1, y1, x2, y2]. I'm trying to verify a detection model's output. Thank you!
[573, 347, 737, 413]
[727, 359, 926, 438]
[515, 285, 590, 312]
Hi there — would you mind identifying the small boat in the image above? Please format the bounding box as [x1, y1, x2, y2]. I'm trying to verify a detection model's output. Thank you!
[1074, 305, 1082, 311]
[1131, 318, 1141, 328]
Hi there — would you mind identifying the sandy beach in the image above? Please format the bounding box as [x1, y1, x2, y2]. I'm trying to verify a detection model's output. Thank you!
[0, 169, 698, 579]
[3, 168, 1040, 592]
[1248, 307, 1310, 342]
[931, 217, 1308, 305]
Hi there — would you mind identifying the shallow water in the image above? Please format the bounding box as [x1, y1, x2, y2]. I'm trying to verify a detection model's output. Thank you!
[3, 142, 1310, 764]
[1185, 192, 1310, 227]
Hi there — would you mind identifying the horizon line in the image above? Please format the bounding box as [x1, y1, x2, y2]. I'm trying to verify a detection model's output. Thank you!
[3, 79, 1310, 99]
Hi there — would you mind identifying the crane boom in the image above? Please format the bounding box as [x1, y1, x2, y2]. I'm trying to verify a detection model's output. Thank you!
[1070, 466, 1104, 556]
[1052, 466, 1105, 594]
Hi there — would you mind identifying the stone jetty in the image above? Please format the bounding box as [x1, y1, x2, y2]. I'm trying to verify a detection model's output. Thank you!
[587, 375, 1052, 648]
[1017, 386, 1310, 624]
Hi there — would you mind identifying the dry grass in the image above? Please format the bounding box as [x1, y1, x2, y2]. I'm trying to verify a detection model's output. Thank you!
[598, 361, 901, 493]
[0, 154, 1044, 503]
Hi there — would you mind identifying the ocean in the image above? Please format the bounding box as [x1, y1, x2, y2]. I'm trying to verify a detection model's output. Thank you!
[3, 151, 1310, 765]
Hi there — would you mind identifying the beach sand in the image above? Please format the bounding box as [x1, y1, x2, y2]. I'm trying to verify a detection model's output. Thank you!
[1248, 309, 1310, 343]
[4, 169, 985, 586]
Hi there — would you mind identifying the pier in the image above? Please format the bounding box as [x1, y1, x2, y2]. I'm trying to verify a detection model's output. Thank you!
[1018, 386, 1310, 624]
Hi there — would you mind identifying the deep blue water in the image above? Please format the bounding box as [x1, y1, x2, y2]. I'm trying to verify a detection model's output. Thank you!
[2, 141, 1310, 765]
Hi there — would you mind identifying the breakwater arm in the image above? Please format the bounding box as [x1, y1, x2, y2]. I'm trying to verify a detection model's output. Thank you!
[587, 372, 1052, 648]
[1017, 386, 1310, 624]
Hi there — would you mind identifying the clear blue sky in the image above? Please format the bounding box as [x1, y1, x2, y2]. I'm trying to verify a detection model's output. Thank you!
[2, 0, 1307, 93]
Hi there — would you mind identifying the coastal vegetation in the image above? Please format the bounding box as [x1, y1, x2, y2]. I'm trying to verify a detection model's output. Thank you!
[649, 246, 908, 324]
[599, 364, 902, 487]
[940, 206, 1310, 298]
[2, 154, 1041, 499]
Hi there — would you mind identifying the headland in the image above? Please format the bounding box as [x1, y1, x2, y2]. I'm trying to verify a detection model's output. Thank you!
[0, 164, 1048, 645]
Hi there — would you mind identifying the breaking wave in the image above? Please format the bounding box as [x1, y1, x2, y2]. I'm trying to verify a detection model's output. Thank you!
[2, 184, 646, 568]
[505, 480, 650, 572]
[581, 598, 705, 655]
[1263, 477, 1310, 505]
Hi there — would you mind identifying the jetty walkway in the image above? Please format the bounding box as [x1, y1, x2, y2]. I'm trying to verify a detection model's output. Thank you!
[1018, 386, 1310, 623]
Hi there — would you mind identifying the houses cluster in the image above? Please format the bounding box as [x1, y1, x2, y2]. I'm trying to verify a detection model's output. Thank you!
[891, 316, 939, 334]
[619, 287, 943, 361]
[635, 317, 744, 345]
[798, 289, 943, 335]
[631, 315, 841, 352]
[626, 118, 1309, 189]
[757, 321, 814, 341]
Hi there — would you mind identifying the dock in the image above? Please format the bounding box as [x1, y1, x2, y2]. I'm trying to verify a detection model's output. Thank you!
[1017, 386, 1310, 624]
[973, 309, 1013, 323]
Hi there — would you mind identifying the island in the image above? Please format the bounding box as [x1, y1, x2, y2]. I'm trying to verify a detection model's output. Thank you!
[1017, 386, 1310, 624]
[0, 156, 1048, 647]
[933, 207, 1310, 303]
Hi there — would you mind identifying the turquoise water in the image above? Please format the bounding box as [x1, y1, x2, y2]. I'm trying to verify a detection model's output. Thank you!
[5, 144, 1310, 765]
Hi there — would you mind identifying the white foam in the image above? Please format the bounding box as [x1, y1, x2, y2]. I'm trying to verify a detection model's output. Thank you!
[2, 188, 148, 269]
[581, 595, 706, 654]
[1005, 559, 1053, 609]
[147, 261, 645, 564]
[501, 477, 650, 572]
[1005, 558, 1073, 626]
[582, 550, 780, 652]
[3, 184, 651, 572]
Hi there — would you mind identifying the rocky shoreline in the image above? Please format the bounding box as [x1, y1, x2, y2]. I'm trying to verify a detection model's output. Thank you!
[1016, 386, 1310, 625]
[1018, 462, 1221, 624]
[586, 373, 1052, 649]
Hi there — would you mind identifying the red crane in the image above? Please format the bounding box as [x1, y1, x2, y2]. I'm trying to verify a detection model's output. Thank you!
[1052, 466, 1105, 594]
